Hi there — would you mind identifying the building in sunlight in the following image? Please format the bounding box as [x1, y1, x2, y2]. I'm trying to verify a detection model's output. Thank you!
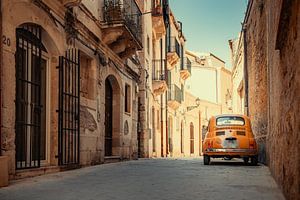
[138, 0, 201, 158]
[184, 51, 233, 146]
[229, 33, 245, 115]
[0, 0, 144, 183]
[185, 51, 232, 113]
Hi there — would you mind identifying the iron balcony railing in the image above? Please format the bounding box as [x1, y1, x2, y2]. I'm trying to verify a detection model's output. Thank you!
[168, 37, 180, 57]
[168, 84, 182, 103]
[152, 59, 166, 80]
[181, 57, 192, 74]
[152, 0, 163, 16]
[103, 0, 142, 43]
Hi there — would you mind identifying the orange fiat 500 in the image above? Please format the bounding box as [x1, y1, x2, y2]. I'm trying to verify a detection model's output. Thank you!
[202, 114, 258, 165]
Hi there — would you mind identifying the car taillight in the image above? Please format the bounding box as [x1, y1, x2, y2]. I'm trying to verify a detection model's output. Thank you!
[249, 140, 255, 149]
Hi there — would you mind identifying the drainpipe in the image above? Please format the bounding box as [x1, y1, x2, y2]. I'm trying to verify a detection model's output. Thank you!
[163, 0, 169, 157]
[243, 26, 249, 116]
[0, 0, 2, 156]
[160, 38, 164, 157]
[242, 0, 253, 116]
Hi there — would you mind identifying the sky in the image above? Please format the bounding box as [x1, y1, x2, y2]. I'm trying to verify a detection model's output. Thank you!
[170, 0, 248, 69]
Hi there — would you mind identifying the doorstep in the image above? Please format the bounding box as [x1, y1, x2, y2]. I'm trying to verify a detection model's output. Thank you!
[14, 165, 61, 180]
[104, 156, 121, 164]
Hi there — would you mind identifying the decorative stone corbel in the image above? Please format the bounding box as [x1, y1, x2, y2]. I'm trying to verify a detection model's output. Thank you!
[62, 0, 82, 8]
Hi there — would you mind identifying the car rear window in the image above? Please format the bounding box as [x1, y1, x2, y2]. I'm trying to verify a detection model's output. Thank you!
[216, 116, 245, 126]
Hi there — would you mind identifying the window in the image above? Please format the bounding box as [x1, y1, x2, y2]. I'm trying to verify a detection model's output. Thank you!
[216, 116, 245, 126]
[125, 84, 131, 113]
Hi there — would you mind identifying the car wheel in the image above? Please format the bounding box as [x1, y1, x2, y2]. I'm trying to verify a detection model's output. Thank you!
[204, 155, 210, 165]
[243, 157, 249, 165]
[250, 156, 258, 166]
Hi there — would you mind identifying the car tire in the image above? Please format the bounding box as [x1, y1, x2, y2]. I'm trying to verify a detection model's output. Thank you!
[204, 155, 210, 165]
[243, 157, 249, 165]
[250, 156, 258, 166]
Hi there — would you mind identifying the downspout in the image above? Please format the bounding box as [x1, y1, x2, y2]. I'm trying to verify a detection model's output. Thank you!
[243, 27, 249, 116]
[163, 0, 169, 157]
[0, 0, 2, 156]
[242, 0, 253, 116]
[165, 35, 168, 157]
[160, 38, 164, 157]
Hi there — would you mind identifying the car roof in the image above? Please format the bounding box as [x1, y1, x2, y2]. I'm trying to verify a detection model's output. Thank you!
[214, 114, 248, 118]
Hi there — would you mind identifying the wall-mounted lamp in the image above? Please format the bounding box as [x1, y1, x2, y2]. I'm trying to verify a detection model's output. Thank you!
[186, 97, 200, 112]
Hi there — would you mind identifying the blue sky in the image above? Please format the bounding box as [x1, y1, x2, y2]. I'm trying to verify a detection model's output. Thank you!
[170, 0, 248, 68]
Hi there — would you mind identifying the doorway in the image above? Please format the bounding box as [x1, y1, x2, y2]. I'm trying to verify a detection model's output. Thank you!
[105, 78, 113, 156]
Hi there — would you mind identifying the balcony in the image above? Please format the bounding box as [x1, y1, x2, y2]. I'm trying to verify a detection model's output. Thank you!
[101, 0, 142, 60]
[167, 37, 180, 70]
[152, 0, 165, 39]
[180, 57, 192, 80]
[168, 84, 182, 110]
[152, 59, 167, 96]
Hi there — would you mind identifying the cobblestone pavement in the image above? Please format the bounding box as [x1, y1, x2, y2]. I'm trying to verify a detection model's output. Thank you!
[0, 158, 285, 200]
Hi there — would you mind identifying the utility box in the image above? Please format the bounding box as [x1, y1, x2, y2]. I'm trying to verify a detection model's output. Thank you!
[0, 156, 9, 187]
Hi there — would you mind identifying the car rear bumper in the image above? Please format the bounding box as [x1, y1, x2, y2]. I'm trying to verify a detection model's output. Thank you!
[204, 148, 257, 157]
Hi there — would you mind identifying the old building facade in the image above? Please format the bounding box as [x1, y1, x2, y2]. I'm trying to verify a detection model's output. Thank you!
[0, 0, 144, 182]
[136, 0, 202, 158]
[244, 0, 300, 199]
[229, 34, 245, 115]
[185, 50, 233, 145]
[186, 51, 232, 114]
[0, 0, 207, 185]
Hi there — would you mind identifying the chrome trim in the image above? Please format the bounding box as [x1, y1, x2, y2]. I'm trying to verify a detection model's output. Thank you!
[206, 148, 257, 153]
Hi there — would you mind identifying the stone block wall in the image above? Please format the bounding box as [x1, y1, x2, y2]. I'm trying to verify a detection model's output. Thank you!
[266, 0, 300, 199]
[245, 0, 268, 164]
[245, 0, 300, 199]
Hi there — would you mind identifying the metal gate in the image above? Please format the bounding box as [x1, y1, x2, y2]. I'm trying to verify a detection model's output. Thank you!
[15, 24, 43, 169]
[58, 48, 80, 166]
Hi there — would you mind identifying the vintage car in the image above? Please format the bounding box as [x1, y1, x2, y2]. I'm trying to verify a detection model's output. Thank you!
[202, 114, 258, 165]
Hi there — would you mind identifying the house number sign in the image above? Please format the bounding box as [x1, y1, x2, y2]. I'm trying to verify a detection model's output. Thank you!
[2, 35, 11, 47]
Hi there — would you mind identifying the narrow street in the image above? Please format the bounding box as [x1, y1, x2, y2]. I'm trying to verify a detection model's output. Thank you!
[0, 158, 284, 200]
[0, 0, 299, 199]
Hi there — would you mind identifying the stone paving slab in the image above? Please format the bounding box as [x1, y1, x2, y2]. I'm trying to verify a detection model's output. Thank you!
[0, 158, 285, 200]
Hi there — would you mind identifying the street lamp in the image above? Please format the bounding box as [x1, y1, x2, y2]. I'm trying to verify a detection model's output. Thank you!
[187, 97, 200, 112]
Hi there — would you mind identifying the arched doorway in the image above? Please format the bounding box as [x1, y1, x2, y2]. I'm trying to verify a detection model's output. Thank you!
[190, 122, 195, 154]
[104, 75, 121, 157]
[105, 78, 113, 156]
[15, 23, 49, 169]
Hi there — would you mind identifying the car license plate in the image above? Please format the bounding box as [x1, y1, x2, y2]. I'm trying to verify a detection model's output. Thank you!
[223, 140, 237, 148]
